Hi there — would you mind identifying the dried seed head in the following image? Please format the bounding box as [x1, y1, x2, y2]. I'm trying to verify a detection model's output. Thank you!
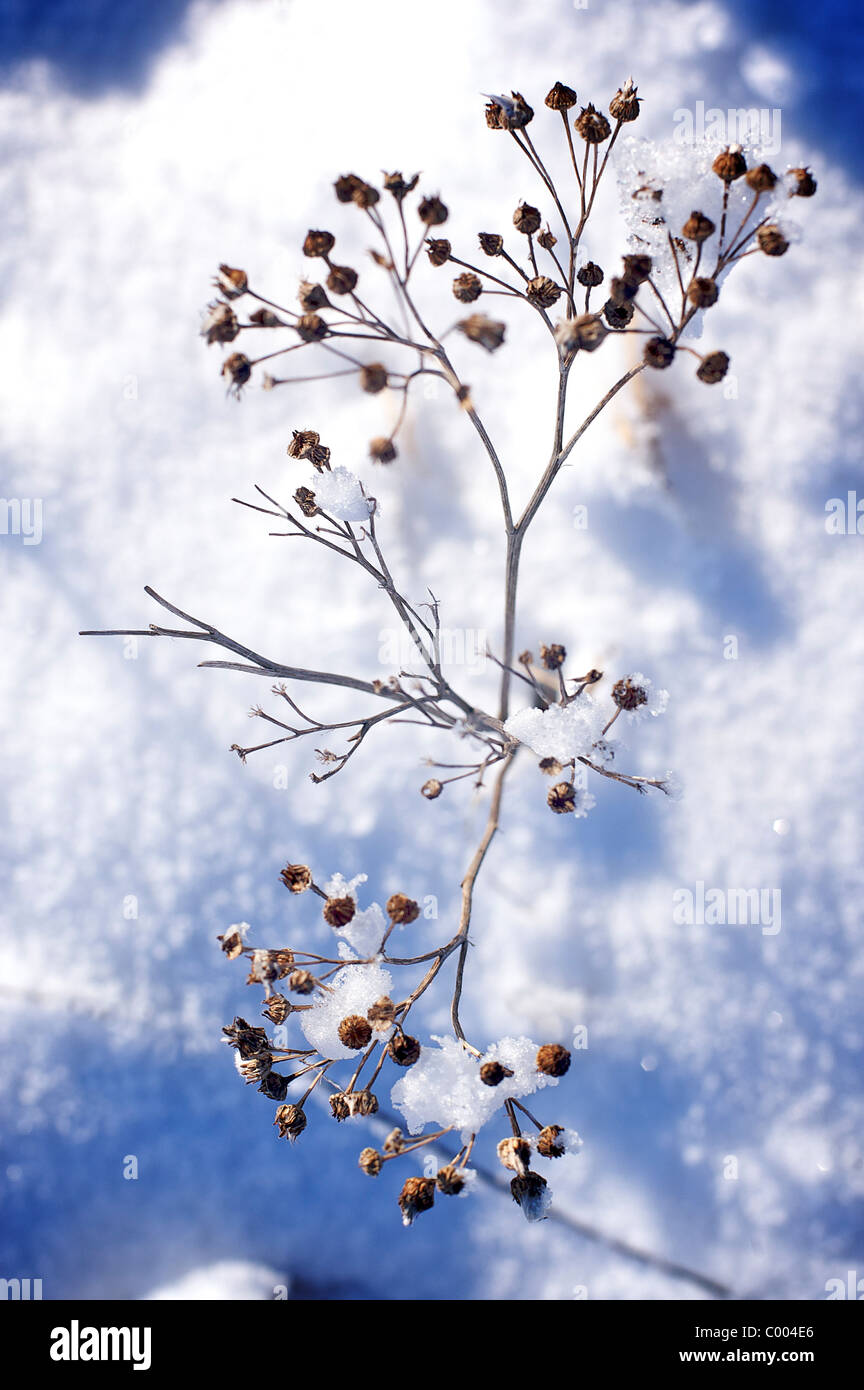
[296, 312, 328, 342]
[274, 1103, 306, 1141]
[513, 202, 542, 235]
[222, 1016, 269, 1056]
[510, 1171, 550, 1220]
[387, 892, 420, 924]
[287, 429, 330, 470]
[622, 253, 653, 284]
[540, 642, 566, 670]
[221, 353, 252, 395]
[526, 275, 562, 308]
[712, 145, 747, 182]
[681, 210, 716, 243]
[609, 77, 641, 123]
[547, 781, 576, 814]
[258, 1071, 290, 1102]
[577, 261, 604, 287]
[333, 173, 373, 205]
[456, 314, 506, 352]
[272, 949, 295, 979]
[262, 994, 291, 1025]
[360, 362, 388, 394]
[352, 1089, 379, 1116]
[358, 1146, 383, 1176]
[643, 335, 676, 369]
[478, 232, 504, 257]
[536, 1124, 567, 1158]
[538, 756, 564, 776]
[745, 163, 777, 192]
[696, 349, 730, 384]
[452, 271, 483, 303]
[537, 226, 557, 251]
[214, 264, 248, 298]
[603, 298, 635, 330]
[612, 675, 648, 710]
[788, 166, 817, 197]
[201, 300, 239, 345]
[326, 264, 358, 296]
[426, 237, 451, 266]
[323, 895, 356, 928]
[218, 927, 245, 960]
[687, 276, 718, 308]
[338, 1014, 373, 1050]
[303, 229, 335, 258]
[279, 862, 313, 893]
[418, 194, 448, 226]
[246, 948, 278, 986]
[536, 1042, 571, 1077]
[609, 275, 640, 305]
[384, 1127, 405, 1154]
[485, 91, 534, 131]
[480, 1060, 513, 1087]
[369, 436, 397, 464]
[329, 1092, 352, 1121]
[388, 1032, 421, 1067]
[238, 1050, 273, 1083]
[436, 1164, 466, 1195]
[421, 777, 443, 799]
[288, 969, 316, 995]
[249, 307, 282, 328]
[497, 1136, 532, 1176]
[398, 1176, 435, 1226]
[575, 104, 612, 143]
[555, 313, 607, 353]
[367, 996, 396, 1029]
[292, 486, 317, 518]
[757, 224, 789, 257]
[297, 281, 330, 312]
[545, 81, 578, 111]
[383, 170, 419, 201]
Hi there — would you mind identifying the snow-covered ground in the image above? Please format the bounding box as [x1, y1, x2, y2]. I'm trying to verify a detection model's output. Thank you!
[1, 0, 862, 1300]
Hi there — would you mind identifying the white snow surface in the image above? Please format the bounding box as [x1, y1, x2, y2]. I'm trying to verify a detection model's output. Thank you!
[392, 1034, 561, 1139]
[1, 0, 862, 1303]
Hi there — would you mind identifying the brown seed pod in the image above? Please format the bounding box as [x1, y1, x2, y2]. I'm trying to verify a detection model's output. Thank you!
[712, 146, 747, 182]
[280, 863, 312, 893]
[577, 261, 604, 288]
[452, 272, 483, 303]
[326, 264, 358, 296]
[696, 350, 730, 384]
[338, 1014, 373, 1050]
[398, 1176, 435, 1225]
[388, 1032, 421, 1067]
[536, 1042, 571, 1077]
[513, 202, 542, 235]
[547, 781, 576, 814]
[643, 336, 676, 369]
[744, 163, 777, 192]
[788, 166, 817, 197]
[418, 194, 448, 226]
[545, 82, 578, 111]
[478, 232, 504, 257]
[681, 210, 716, 243]
[574, 103, 611, 143]
[303, 229, 335, 258]
[360, 363, 388, 394]
[526, 275, 562, 308]
[358, 1147, 382, 1176]
[687, 276, 719, 308]
[323, 896, 356, 928]
[426, 238, 451, 266]
[369, 436, 397, 463]
[387, 893, 420, 924]
[757, 224, 789, 257]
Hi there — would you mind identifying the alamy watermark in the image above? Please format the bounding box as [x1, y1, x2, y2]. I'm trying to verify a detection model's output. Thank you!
[673, 881, 781, 935]
[673, 101, 782, 155]
[0, 497, 43, 545]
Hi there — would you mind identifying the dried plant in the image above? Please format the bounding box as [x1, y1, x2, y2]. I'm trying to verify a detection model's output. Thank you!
[83, 78, 816, 1229]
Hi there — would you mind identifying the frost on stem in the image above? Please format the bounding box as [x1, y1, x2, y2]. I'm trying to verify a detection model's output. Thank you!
[81, 76, 817, 1229]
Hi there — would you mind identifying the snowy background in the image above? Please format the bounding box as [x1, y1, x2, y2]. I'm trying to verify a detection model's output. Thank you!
[1, 0, 863, 1300]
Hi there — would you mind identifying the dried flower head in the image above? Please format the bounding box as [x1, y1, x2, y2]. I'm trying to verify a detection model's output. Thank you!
[367, 996, 396, 1029]
[612, 676, 648, 710]
[526, 275, 562, 308]
[338, 1014, 373, 1050]
[603, 298, 635, 330]
[421, 778, 443, 799]
[622, 252, 653, 284]
[296, 312, 328, 343]
[297, 280, 329, 311]
[484, 91, 534, 131]
[218, 926, 246, 960]
[425, 237, 451, 266]
[478, 232, 504, 257]
[497, 1136, 532, 1176]
[757, 224, 789, 257]
[577, 261, 604, 287]
[387, 892, 420, 924]
[536, 1042, 571, 1077]
[696, 350, 730, 384]
[303, 229, 335, 258]
[369, 436, 397, 463]
[555, 314, 607, 353]
[201, 301, 239, 346]
[221, 352, 251, 396]
[288, 969, 316, 995]
[609, 77, 641, 123]
[360, 362, 389, 394]
[788, 166, 817, 197]
[540, 642, 566, 670]
[643, 336, 676, 369]
[452, 272, 483, 303]
[545, 81, 578, 111]
[326, 264, 359, 296]
[329, 1092, 351, 1121]
[418, 194, 448, 226]
[280, 862, 313, 893]
[713, 145, 748, 182]
[388, 1032, 421, 1066]
[575, 104, 611, 143]
[214, 263, 248, 298]
[681, 210, 716, 243]
[358, 1147, 382, 1176]
[513, 202, 542, 235]
[262, 994, 291, 1025]
[687, 276, 718, 308]
[398, 1176, 435, 1226]
[383, 170, 419, 201]
[745, 163, 777, 192]
[547, 781, 576, 814]
[536, 1124, 567, 1158]
[274, 1104, 306, 1142]
[480, 1059, 514, 1086]
[510, 1171, 551, 1221]
[436, 1164, 466, 1195]
[537, 227, 557, 251]
[456, 314, 506, 352]
[324, 895, 356, 927]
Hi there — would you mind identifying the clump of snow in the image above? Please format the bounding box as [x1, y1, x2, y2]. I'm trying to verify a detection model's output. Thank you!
[505, 697, 604, 761]
[311, 466, 373, 522]
[299, 956, 392, 1060]
[322, 871, 387, 956]
[391, 1034, 562, 1139]
[619, 672, 669, 721]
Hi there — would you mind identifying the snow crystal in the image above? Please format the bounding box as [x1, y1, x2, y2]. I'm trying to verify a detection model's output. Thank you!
[391, 1034, 562, 1139]
[505, 697, 604, 762]
[299, 959, 393, 1059]
[310, 466, 373, 522]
